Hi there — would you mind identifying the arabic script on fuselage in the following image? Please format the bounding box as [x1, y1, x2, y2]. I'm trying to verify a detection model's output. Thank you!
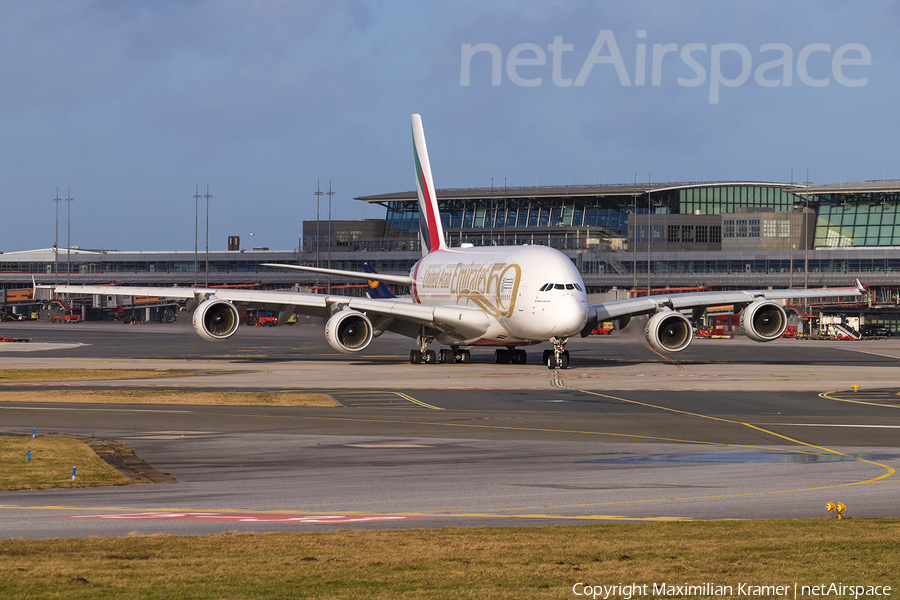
[419, 262, 522, 318]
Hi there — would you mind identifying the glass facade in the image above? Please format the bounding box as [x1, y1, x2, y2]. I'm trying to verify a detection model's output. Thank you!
[722, 218, 761, 239]
[815, 194, 900, 247]
[0, 259, 287, 275]
[384, 186, 798, 239]
[385, 196, 671, 237]
[580, 253, 900, 276]
[370, 182, 900, 252]
[678, 185, 799, 215]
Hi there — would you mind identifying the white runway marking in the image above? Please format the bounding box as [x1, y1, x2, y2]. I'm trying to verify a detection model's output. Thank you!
[66, 512, 422, 523]
[0, 406, 191, 413]
[0, 342, 84, 352]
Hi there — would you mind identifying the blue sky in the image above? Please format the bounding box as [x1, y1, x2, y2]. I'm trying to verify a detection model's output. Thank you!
[0, 0, 895, 252]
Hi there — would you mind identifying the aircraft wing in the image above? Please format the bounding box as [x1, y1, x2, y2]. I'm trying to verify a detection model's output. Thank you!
[45, 284, 489, 341]
[586, 283, 864, 324]
[260, 263, 415, 286]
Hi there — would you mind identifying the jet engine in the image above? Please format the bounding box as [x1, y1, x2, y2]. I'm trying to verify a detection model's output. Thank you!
[645, 309, 693, 353]
[325, 310, 374, 353]
[740, 300, 787, 342]
[192, 297, 240, 341]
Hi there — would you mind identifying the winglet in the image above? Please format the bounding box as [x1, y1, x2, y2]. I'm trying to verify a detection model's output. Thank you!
[411, 114, 447, 256]
[856, 279, 864, 291]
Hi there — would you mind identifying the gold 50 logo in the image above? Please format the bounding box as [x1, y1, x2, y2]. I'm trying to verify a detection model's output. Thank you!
[420, 262, 522, 317]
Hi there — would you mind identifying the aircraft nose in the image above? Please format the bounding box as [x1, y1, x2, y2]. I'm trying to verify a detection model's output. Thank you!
[548, 294, 587, 336]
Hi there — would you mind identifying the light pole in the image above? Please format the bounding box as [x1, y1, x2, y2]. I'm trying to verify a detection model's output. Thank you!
[627, 208, 636, 290]
[804, 206, 809, 289]
[65, 188, 73, 286]
[789, 169, 794, 288]
[205, 184, 212, 288]
[193, 184, 200, 287]
[490, 178, 494, 245]
[53, 188, 61, 285]
[314, 181, 323, 284]
[503, 177, 507, 246]
[647, 173, 651, 297]
[249, 233, 254, 250]
[326, 180, 334, 295]
[805, 168, 810, 290]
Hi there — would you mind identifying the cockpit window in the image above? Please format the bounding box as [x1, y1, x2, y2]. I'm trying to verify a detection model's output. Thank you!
[542, 283, 583, 291]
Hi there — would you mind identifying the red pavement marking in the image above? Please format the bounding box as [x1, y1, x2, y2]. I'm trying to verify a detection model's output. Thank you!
[63, 512, 425, 523]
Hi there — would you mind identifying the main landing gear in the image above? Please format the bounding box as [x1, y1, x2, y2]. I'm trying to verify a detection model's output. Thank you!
[494, 347, 527, 364]
[543, 337, 570, 369]
[442, 346, 471, 364]
[409, 326, 470, 364]
[409, 346, 471, 364]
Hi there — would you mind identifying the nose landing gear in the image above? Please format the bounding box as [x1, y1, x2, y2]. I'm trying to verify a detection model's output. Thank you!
[544, 337, 570, 369]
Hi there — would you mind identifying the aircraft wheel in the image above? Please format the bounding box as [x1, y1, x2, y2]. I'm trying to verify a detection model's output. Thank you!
[425, 350, 437, 364]
[460, 350, 471, 364]
[542, 349, 552, 364]
[495, 349, 510, 364]
[410, 350, 422, 364]
[515, 349, 527, 364]
[546, 354, 557, 369]
[439, 349, 452, 364]
[559, 353, 569, 369]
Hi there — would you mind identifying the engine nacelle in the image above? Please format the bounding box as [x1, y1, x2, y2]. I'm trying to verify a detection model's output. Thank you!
[192, 297, 240, 341]
[740, 300, 787, 342]
[325, 310, 374, 353]
[645, 309, 693, 353]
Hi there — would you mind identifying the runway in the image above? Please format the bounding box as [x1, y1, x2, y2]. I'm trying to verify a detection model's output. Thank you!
[0, 322, 898, 538]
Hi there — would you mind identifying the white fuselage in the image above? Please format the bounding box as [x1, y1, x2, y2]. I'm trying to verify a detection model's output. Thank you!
[409, 245, 588, 346]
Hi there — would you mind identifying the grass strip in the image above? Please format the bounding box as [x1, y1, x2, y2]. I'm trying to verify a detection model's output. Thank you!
[0, 390, 337, 406]
[0, 369, 203, 382]
[0, 436, 130, 491]
[0, 520, 897, 599]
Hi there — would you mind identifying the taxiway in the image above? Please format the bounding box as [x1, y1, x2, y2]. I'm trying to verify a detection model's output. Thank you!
[0, 322, 897, 538]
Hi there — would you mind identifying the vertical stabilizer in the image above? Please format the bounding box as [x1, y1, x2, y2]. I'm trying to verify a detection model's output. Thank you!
[362, 261, 396, 299]
[411, 114, 447, 256]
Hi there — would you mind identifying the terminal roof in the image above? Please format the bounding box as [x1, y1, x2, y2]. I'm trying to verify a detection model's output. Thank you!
[356, 181, 799, 205]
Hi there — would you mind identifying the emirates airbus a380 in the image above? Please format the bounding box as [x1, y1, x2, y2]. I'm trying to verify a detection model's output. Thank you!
[45, 114, 862, 369]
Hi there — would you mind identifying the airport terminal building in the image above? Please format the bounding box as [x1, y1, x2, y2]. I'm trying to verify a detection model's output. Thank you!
[3, 179, 900, 329]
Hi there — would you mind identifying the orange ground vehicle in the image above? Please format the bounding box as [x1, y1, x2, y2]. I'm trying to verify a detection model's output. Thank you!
[590, 321, 614, 335]
[63, 311, 81, 323]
